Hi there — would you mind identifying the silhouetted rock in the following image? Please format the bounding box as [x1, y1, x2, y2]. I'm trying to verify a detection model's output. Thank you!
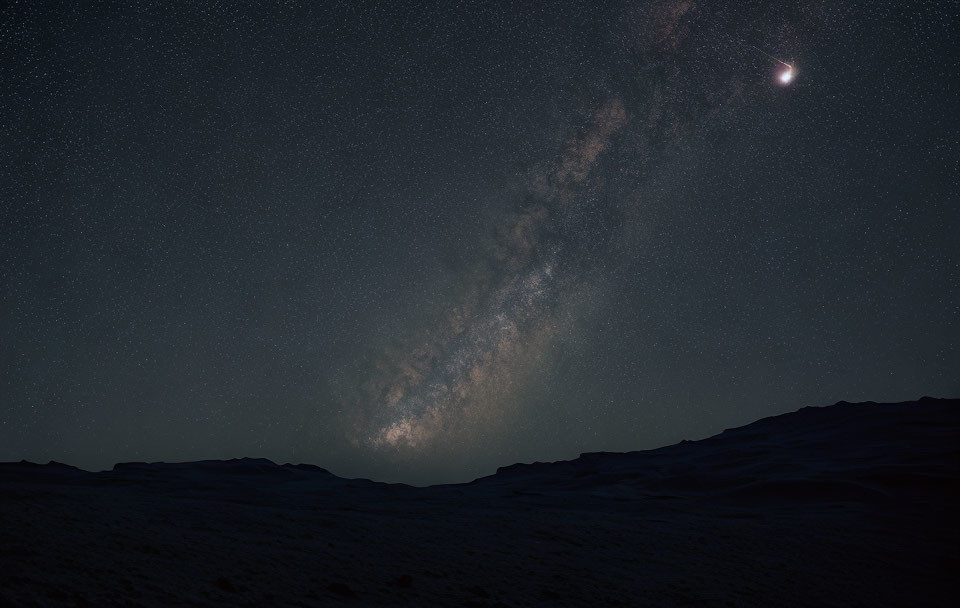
[326, 582, 355, 597]
[467, 585, 490, 598]
[215, 577, 236, 593]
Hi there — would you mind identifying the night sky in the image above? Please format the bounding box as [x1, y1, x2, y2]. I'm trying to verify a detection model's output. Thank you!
[2, 1, 957, 485]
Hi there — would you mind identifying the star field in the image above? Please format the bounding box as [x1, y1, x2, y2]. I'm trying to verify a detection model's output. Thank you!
[1, 0, 957, 484]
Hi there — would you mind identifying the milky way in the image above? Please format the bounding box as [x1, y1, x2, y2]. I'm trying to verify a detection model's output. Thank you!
[351, 99, 626, 453]
[339, 1, 710, 462]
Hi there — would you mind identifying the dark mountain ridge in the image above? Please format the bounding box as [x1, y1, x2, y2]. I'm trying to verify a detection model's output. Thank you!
[479, 397, 959, 500]
[2, 397, 958, 606]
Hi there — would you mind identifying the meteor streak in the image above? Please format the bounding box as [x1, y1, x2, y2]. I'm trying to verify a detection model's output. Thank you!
[731, 36, 796, 84]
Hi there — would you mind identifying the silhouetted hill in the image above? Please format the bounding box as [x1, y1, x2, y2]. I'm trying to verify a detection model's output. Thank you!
[2, 398, 958, 606]
[480, 397, 960, 502]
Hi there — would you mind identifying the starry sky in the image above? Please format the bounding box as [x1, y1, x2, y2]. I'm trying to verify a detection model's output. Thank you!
[2, 0, 957, 485]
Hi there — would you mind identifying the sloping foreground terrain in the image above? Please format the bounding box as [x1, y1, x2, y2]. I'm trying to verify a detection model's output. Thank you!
[2, 397, 958, 606]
